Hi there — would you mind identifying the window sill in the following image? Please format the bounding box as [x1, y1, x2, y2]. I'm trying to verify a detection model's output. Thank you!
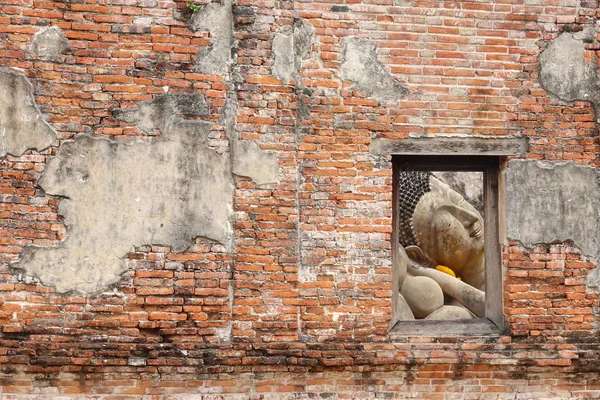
[389, 318, 503, 338]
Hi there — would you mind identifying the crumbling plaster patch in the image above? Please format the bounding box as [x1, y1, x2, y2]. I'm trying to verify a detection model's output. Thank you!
[232, 140, 279, 186]
[272, 19, 315, 83]
[0, 69, 57, 158]
[189, 0, 234, 75]
[29, 26, 70, 61]
[113, 92, 209, 135]
[18, 94, 234, 294]
[294, 19, 315, 62]
[506, 159, 600, 289]
[272, 30, 295, 83]
[340, 37, 410, 103]
[539, 27, 600, 122]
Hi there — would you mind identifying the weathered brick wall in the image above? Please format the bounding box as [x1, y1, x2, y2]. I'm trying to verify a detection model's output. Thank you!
[1, 0, 599, 398]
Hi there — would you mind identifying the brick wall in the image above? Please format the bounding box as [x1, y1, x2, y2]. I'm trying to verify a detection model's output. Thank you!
[1, 0, 599, 398]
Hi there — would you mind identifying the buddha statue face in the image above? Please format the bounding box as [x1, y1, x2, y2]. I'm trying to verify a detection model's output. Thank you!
[412, 176, 484, 286]
[397, 171, 485, 289]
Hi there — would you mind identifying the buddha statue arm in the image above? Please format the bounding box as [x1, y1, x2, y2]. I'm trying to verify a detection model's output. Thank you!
[407, 261, 485, 318]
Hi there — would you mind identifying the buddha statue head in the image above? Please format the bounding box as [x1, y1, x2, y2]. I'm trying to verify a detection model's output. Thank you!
[397, 170, 485, 289]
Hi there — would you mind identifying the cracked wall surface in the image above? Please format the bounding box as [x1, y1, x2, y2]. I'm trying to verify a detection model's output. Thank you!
[2, 0, 600, 390]
[113, 92, 209, 135]
[0, 69, 57, 158]
[18, 95, 234, 294]
[189, 0, 234, 75]
[272, 29, 295, 83]
[539, 27, 600, 122]
[506, 160, 600, 287]
[232, 140, 279, 187]
[340, 37, 410, 103]
[272, 19, 315, 83]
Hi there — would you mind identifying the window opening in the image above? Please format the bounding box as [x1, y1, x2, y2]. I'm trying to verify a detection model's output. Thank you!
[391, 156, 502, 334]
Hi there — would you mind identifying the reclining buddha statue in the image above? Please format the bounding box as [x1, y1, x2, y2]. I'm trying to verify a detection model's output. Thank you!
[395, 170, 486, 321]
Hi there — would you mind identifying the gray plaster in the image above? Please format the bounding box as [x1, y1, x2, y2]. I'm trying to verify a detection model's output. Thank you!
[29, 26, 70, 61]
[506, 159, 600, 268]
[232, 140, 279, 187]
[341, 37, 410, 103]
[190, 0, 233, 75]
[220, 85, 238, 138]
[113, 92, 208, 135]
[294, 19, 315, 62]
[19, 99, 233, 294]
[272, 30, 295, 83]
[0, 69, 57, 158]
[539, 28, 600, 122]
[272, 19, 315, 83]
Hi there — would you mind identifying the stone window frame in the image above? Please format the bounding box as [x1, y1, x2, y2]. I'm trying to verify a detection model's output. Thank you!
[371, 137, 528, 336]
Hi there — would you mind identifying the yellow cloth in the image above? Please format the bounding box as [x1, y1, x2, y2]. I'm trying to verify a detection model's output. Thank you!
[435, 265, 461, 280]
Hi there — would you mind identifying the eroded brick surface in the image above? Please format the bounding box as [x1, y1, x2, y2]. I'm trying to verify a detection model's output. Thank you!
[0, 0, 599, 397]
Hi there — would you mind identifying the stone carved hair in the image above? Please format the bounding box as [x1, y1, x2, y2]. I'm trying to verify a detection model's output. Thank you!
[397, 170, 432, 247]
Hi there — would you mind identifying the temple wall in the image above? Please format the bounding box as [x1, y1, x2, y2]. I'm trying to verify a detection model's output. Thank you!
[0, 0, 599, 398]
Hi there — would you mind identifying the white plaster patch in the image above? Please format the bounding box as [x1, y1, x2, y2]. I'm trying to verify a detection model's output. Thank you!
[0, 69, 57, 158]
[18, 121, 234, 294]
